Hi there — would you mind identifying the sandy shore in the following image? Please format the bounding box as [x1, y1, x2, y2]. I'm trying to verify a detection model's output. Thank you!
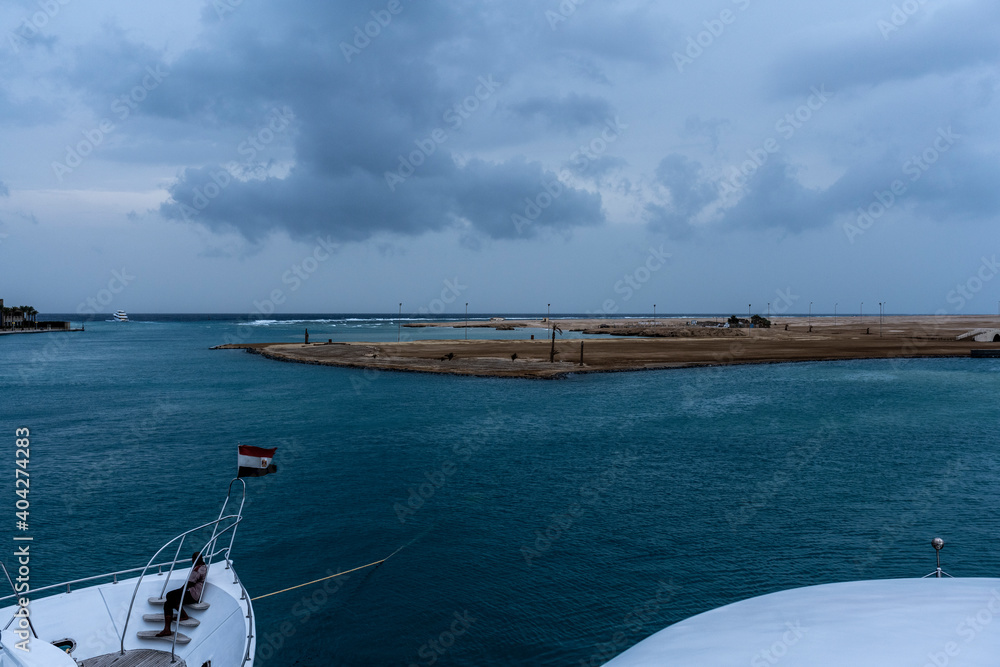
[214, 316, 1000, 379]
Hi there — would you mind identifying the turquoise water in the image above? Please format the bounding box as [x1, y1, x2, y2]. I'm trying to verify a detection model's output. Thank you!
[3, 316, 1000, 665]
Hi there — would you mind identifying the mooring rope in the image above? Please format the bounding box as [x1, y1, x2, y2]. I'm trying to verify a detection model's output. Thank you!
[250, 543, 407, 601]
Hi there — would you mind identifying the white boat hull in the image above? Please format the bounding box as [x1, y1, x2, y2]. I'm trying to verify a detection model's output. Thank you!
[605, 577, 1000, 666]
[0, 562, 254, 666]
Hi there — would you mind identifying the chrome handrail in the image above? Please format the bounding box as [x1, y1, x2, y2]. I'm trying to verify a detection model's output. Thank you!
[0, 551, 227, 605]
[119, 514, 242, 658]
[1, 479, 254, 663]
[231, 564, 255, 667]
[202, 477, 247, 608]
[207, 478, 247, 572]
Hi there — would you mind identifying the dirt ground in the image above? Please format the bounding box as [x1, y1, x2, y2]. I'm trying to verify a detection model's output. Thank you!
[214, 315, 1000, 379]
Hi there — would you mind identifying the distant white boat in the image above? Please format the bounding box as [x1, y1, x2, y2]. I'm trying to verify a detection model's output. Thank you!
[110, 310, 129, 322]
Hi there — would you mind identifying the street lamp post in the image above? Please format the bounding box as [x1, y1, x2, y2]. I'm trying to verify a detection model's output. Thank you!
[879, 302, 883, 338]
[653, 304, 656, 325]
[397, 302, 402, 342]
[809, 301, 812, 329]
[465, 302, 468, 340]
[767, 302, 770, 319]
[860, 302, 863, 324]
[835, 302, 838, 327]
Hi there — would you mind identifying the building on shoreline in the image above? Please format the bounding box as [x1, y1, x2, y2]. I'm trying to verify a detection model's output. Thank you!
[0, 299, 71, 332]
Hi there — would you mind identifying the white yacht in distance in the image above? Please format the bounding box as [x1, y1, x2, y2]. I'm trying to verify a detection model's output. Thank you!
[110, 310, 129, 322]
[0, 481, 255, 666]
[605, 539, 1000, 666]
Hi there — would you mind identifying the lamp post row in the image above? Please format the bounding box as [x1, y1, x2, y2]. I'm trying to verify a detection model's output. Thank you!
[392, 301, 900, 339]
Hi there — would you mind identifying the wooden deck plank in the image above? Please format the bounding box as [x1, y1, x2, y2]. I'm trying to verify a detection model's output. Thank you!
[80, 649, 187, 667]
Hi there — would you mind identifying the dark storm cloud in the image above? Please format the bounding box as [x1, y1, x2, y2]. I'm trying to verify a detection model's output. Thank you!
[161, 154, 602, 242]
[645, 154, 716, 236]
[563, 154, 627, 182]
[649, 137, 1000, 238]
[86, 0, 658, 242]
[682, 117, 730, 154]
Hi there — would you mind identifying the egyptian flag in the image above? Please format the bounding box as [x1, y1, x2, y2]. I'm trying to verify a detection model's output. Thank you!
[238, 444, 278, 478]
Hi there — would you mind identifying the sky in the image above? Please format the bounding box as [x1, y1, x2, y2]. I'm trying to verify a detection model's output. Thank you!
[1, 0, 998, 316]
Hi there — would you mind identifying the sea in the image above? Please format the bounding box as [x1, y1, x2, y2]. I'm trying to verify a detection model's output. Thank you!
[2, 313, 1000, 666]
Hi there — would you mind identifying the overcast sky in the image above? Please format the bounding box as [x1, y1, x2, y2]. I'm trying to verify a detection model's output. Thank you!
[1, 0, 998, 316]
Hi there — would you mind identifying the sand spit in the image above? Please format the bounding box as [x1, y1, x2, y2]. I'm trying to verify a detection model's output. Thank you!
[213, 316, 1000, 379]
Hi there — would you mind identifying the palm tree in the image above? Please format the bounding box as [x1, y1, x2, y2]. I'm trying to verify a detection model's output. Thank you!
[16, 305, 34, 330]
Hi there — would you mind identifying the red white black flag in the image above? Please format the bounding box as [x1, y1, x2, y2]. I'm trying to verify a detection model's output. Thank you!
[238, 444, 278, 478]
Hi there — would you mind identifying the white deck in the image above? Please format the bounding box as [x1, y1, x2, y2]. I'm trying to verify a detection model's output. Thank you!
[606, 577, 1000, 666]
[0, 563, 254, 667]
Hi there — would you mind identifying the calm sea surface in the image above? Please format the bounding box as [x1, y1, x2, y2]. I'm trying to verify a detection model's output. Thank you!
[3, 315, 1000, 665]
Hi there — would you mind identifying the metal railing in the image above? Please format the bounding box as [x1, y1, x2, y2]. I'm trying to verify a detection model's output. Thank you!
[119, 514, 242, 660]
[0, 480, 256, 664]
[230, 563, 255, 667]
[0, 550, 225, 607]
[205, 479, 247, 576]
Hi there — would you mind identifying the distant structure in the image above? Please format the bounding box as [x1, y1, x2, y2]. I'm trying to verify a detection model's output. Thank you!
[0, 298, 70, 332]
[0, 299, 34, 330]
[957, 328, 1000, 343]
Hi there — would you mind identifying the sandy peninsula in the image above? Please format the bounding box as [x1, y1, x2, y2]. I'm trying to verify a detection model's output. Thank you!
[213, 315, 1000, 379]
